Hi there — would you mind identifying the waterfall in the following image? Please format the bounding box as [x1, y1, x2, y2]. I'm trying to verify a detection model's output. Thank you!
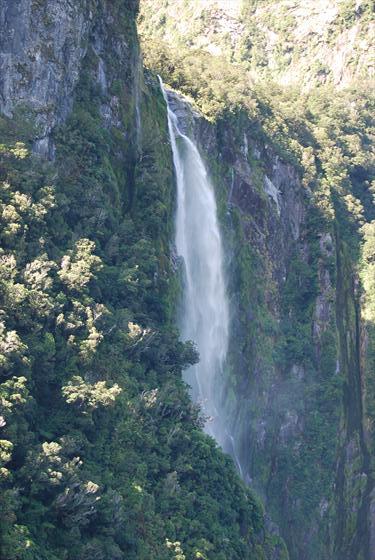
[160, 78, 231, 451]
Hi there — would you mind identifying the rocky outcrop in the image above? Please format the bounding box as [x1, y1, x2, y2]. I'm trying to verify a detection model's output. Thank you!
[0, 0, 90, 156]
[0, 0, 139, 157]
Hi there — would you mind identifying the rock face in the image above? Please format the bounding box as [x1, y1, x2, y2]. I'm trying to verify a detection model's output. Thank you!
[168, 89, 373, 560]
[0, 0, 90, 155]
[139, 0, 374, 89]
[0, 0, 139, 157]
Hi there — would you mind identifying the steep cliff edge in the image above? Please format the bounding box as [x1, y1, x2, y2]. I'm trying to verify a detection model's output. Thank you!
[0, 0, 140, 157]
[0, 2, 287, 559]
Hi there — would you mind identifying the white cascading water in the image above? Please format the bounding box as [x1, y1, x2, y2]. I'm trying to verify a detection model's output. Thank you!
[160, 78, 237, 459]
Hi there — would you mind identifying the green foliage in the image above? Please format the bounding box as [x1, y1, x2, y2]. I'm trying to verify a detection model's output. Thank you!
[361, 221, 375, 322]
[62, 376, 122, 412]
[141, 38, 257, 122]
[139, 7, 373, 558]
[0, 21, 271, 560]
[58, 239, 103, 292]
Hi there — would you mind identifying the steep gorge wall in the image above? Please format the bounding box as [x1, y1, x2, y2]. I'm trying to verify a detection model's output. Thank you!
[168, 91, 374, 560]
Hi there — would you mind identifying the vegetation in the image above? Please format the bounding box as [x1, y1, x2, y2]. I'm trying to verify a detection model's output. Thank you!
[0, 5, 283, 558]
[139, 2, 374, 558]
[0, 1, 373, 559]
[139, 0, 373, 89]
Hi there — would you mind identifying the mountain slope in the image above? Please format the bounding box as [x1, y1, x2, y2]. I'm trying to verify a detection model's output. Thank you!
[139, 1, 375, 558]
[0, 1, 286, 559]
[139, 0, 374, 89]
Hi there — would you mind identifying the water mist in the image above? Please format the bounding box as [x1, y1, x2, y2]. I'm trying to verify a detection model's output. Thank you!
[160, 79, 244, 475]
